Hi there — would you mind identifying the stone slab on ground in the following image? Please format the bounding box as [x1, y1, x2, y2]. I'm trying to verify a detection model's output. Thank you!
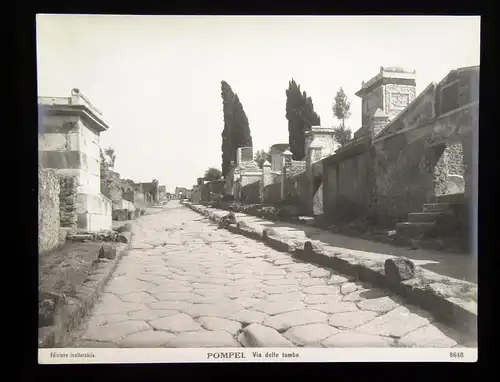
[185, 202, 477, 335]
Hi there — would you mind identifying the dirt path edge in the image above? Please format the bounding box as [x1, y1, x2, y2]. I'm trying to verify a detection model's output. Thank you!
[38, 239, 132, 348]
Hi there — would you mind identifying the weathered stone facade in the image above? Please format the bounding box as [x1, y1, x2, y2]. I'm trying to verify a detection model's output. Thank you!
[321, 65, 478, 228]
[39, 167, 61, 254]
[38, 89, 112, 232]
[59, 175, 78, 228]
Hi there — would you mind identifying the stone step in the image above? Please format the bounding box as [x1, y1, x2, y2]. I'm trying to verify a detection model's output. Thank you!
[396, 222, 437, 239]
[408, 211, 453, 223]
[422, 203, 452, 213]
[434, 193, 466, 205]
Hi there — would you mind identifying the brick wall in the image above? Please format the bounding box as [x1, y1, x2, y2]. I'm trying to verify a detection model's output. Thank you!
[59, 175, 78, 229]
[39, 167, 61, 254]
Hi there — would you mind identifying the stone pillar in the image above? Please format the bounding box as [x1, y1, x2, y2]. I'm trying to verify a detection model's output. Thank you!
[371, 108, 389, 138]
[260, 161, 272, 202]
[280, 150, 293, 200]
[236, 148, 242, 166]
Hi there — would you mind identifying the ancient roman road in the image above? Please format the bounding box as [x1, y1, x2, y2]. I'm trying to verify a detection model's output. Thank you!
[63, 201, 468, 348]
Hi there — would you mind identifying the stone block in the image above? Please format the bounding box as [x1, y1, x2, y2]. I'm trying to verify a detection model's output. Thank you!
[384, 257, 416, 282]
[117, 232, 131, 244]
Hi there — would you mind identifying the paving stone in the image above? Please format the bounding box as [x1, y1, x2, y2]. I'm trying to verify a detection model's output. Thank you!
[340, 282, 361, 295]
[284, 323, 340, 346]
[263, 309, 328, 332]
[309, 302, 359, 314]
[300, 278, 327, 286]
[154, 292, 201, 301]
[184, 302, 244, 319]
[87, 313, 130, 327]
[397, 324, 458, 347]
[253, 300, 305, 316]
[117, 330, 177, 347]
[232, 297, 260, 308]
[274, 259, 296, 266]
[150, 313, 202, 333]
[304, 293, 343, 304]
[265, 292, 306, 302]
[128, 309, 180, 321]
[93, 295, 149, 315]
[356, 306, 432, 338]
[148, 300, 193, 313]
[119, 292, 158, 304]
[104, 279, 154, 295]
[230, 309, 270, 325]
[322, 331, 394, 347]
[82, 320, 150, 342]
[147, 284, 193, 294]
[238, 324, 293, 347]
[310, 269, 331, 278]
[328, 310, 379, 329]
[131, 243, 155, 249]
[302, 285, 341, 295]
[327, 275, 354, 285]
[166, 331, 239, 347]
[135, 274, 172, 285]
[262, 278, 299, 286]
[356, 296, 401, 313]
[342, 288, 387, 302]
[262, 285, 301, 294]
[197, 316, 242, 335]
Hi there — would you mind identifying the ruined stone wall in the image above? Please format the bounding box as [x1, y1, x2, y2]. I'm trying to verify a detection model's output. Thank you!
[39, 167, 61, 254]
[241, 181, 261, 204]
[322, 147, 374, 223]
[59, 175, 78, 229]
[283, 171, 310, 213]
[263, 182, 282, 204]
[287, 161, 306, 178]
[434, 143, 464, 195]
[373, 134, 442, 224]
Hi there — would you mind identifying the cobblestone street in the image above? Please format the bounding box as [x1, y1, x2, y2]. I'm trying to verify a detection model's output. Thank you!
[63, 201, 469, 348]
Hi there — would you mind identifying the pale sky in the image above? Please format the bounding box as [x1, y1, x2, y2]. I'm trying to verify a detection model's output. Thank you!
[36, 15, 480, 192]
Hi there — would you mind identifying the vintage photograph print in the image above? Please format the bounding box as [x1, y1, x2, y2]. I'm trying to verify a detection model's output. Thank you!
[37, 14, 479, 363]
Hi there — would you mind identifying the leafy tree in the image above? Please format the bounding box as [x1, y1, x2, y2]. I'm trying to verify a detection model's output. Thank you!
[286, 79, 321, 160]
[332, 87, 352, 147]
[204, 167, 223, 182]
[254, 148, 271, 169]
[220, 81, 253, 176]
[99, 147, 116, 196]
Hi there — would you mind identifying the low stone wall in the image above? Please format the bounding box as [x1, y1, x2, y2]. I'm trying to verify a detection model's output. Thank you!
[59, 176, 78, 229]
[322, 141, 374, 223]
[39, 167, 61, 254]
[283, 171, 310, 214]
[241, 180, 261, 204]
[263, 182, 281, 204]
[373, 134, 441, 225]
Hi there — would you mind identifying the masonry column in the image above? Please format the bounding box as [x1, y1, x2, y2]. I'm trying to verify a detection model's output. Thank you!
[280, 150, 292, 200]
[260, 160, 272, 203]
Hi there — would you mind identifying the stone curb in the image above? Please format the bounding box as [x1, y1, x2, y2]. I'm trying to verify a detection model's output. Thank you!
[38, 237, 133, 348]
[184, 202, 477, 335]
